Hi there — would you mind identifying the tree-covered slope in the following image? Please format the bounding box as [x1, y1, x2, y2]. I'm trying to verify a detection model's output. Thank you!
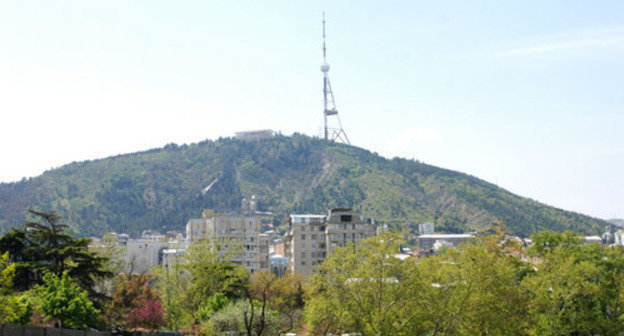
[0, 134, 607, 236]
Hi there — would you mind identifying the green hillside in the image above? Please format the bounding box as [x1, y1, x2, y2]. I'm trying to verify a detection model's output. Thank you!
[0, 134, 607, 237]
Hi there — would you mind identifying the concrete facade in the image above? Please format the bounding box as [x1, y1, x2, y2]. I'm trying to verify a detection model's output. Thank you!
[285, 208, 375, 275]
[185, 209, 269, 274]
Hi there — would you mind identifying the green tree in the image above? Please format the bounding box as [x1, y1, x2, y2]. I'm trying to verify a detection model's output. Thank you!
[196, 292, 230, 324]
[305, 233, 426, 336]
[200, 300, 267, 336]
[0, 252, 31, 324]
[0, 210, 112, 302]
[239, 271, 305, 336]
[154, 235, 248, 330]
[304, 229, 531, 336]
[523, 243, 624, 335]
[527, 230, 582, 257]
[416, 235, 529, 336]
[35, 271, 99, 329]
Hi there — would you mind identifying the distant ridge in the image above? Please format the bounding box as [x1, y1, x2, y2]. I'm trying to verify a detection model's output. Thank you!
[0, 134, 607, 236]
[609, 219, 624, 227]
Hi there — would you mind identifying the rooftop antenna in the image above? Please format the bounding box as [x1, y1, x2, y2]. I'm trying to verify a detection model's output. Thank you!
[321, 12, 350, 145]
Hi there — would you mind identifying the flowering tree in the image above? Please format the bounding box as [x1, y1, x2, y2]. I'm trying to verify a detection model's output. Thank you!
[127, 298, 166, 330]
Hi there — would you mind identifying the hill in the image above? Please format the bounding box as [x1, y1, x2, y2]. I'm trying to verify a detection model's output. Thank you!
[0, 134, 607, 237]
[609, 219, 624, 227]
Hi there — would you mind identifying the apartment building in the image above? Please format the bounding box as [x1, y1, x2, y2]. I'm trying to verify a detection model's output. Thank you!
[185, 209, 269, 273]
[285, 208, 375, 275]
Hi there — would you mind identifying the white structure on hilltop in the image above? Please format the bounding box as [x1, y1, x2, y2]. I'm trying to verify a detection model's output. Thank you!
[285, 208, 375, 275]
[185, 209, 270, 274]
[235, 130, 274, 141]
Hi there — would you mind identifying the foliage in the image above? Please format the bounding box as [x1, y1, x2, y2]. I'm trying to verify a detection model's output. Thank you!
[154, 236, 249, 330]
[305, 233, 426, 336]
[35, 271, 99, 329]
[522, 242, 624, 335]
[127, 298, 166, 330]
[240, 271, 302, 336]
[305, 230, 532, 336]
[0, 252, 31, 324]
[0, 135, 607, 237]
[416, 233, 529, 335]
[196, 292, 229, 324]
[526, 230, 582, 257]
[259, 272, 305, 334]
[100, 273, 163, 331]
[0, 210, 112, 303]
[200, 300, 262, 336]
[0, 252, 14, 294]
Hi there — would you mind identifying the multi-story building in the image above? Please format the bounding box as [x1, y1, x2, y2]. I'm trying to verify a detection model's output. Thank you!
[185, 209, 269, 274]
[285, 208, 375, 275]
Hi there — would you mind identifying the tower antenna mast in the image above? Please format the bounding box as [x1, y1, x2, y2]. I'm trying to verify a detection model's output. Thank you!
[321, 12, 350, 145]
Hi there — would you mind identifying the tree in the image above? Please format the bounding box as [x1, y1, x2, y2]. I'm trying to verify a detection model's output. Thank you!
[242, 271, 278, 336]
[154, 235, 249, 330]
[522, 243, 624, 335]
[127, 298, 166, 330]
[201, 300, 260, 336]
[304, 233, 426, 336]
[304, 229, 531, 336]
[101, 273, 163, 331]
[35, 271, 99, 329]
[239, 271, 306, 336]
[196, 292, 230, 324]
[0, 252, 31, 324]
[527, 230, 582, 257]
[0, 210, 112, 302]
[265, 272, 306, 334]
[416, 237, 529, 335]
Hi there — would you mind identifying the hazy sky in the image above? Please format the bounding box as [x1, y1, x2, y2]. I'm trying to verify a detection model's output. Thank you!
[1, 1, 623, 219]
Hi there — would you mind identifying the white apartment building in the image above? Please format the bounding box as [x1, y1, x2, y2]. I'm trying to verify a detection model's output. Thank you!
[185, 209, 269, 274]
[285, 208, 375, 275]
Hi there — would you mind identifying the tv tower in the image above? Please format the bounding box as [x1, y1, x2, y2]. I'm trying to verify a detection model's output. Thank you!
[321, 12, 350, 145]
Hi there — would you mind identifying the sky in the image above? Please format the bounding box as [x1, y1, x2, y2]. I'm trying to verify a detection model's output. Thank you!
[0, 1, 623, 220]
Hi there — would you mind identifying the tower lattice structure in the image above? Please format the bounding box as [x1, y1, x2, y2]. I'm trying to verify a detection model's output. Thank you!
[321, 12, 350, 145]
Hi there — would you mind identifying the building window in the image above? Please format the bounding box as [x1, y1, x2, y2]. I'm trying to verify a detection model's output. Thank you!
[319, 226, 325, 231]
[341, 215, 352, 222]
[301, 234, 306, 240]
[301, 252, 306, 258]
[301, 261, 306, 266]
[311, 234, 317, 240]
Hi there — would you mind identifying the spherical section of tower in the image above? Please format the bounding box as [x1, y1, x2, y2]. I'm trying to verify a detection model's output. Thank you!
[320, 64, 330, 72]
